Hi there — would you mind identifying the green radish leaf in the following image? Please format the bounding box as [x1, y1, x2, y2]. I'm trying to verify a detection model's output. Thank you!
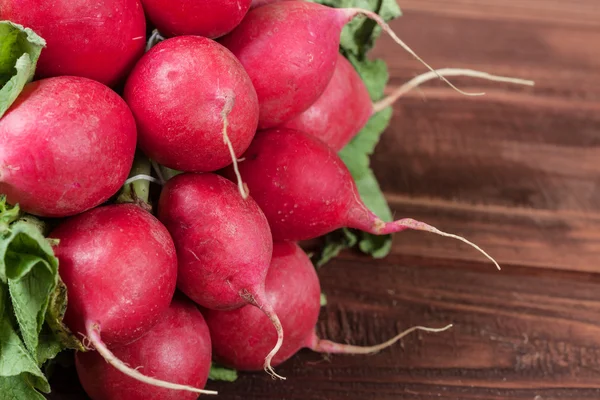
[2, 220, 58, 355]
[0, 196, 72, 399]
[315, 228, 357, 267]
[0, 21, 45, 118]
[0, 286, 50, 397]
[0, 376, 47, 400]
[320, 293, 328, 306]
[208, 363, 238, 382]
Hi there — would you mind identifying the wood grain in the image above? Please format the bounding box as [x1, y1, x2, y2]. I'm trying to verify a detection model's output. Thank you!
[368, 3, 600, 272]
[49, 0, 600, 399]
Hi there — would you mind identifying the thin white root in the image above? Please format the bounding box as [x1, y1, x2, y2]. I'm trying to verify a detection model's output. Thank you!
[262, 312, 285, 381]
[150, 160, 166, 185]
[346, 8, 485, 97]
[372, 68, 535, 113]
[220, 95, 249, 199]
[396, 218, 501, 270]
[145, 29, 165, 52]
[87, 323, 217, 395]
[313, 324, 453, 354]
[124, 174, 162, 186]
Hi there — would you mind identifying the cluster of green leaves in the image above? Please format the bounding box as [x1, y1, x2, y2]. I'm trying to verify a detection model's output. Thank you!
[0, 21, 45, 117]
[309, 0, 401, 266]
[0, 197, 83, 399]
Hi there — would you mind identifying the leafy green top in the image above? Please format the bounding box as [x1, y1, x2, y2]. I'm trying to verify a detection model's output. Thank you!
[0, 197, 82, 399]
[0, 21, 45, 118]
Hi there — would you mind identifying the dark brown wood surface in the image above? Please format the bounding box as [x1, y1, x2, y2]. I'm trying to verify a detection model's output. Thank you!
[49, 1, 600, 399]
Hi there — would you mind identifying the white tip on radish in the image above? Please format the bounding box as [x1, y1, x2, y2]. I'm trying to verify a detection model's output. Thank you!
[87, 322, 217, 395]
[372, 68, 535, 113]
[373, 218, 501, 270]
[240, 289, 286, 380]
[220, 94, 249, 199]
[309, 324, 454, 354]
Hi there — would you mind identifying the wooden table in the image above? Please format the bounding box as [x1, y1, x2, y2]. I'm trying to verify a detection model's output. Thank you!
[50, 0, 600, 399]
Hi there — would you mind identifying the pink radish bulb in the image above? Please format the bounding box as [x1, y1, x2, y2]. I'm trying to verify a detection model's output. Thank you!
[1, 0, 145, 86]
[280, 53, 372, 151]
[219, 1, 342, 129]
[281, 59, 537, 151]
[50, 204, 177, 347]
[124, 36, 259, 178]
[76, 295, 215, 399]
[140, 0, 251, 38]
[157, 173, 285, 379]
[0, 76, 136, 217]
[220, 0, 469, 129]
[205, 242, 451, 370]
[51, 204, 211, 395]
[225, 129, 500, 268]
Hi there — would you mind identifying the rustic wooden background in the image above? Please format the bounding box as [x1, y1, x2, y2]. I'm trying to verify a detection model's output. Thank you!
[50, 0, 600, 399]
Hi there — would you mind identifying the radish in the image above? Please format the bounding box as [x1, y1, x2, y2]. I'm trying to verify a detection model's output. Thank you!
[0, 76, 136, 217]
[205, 242, 452, 370]
[225, 128, 500, 269]
[124, 36, 258, 197]
[157, 173, 285, 378]
[140, 0, 251, 38]
[279, 53, 372, 151]
[220, 0, 481, 129]
[0, 0, 146, 86]
[76, 295, 216, 399]
[281, 55, 535, 151]
[50, 203, 212, 395]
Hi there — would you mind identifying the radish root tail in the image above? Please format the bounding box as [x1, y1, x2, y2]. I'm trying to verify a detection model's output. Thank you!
[311, 324, 453, 354]
[87, 322, 217, 395]
[372, 68, 535, 113]
[374, 218, 501, 270]
[345, 8, 484, 97]
[220, 94, 249, 199]
[241, 290, 286, 380]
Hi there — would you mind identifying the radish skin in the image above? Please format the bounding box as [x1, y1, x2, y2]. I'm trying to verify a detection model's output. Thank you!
[77, 297, 216, 399]
[282, 55, 535, 151]
[205, 242, 453, 370]
[0, 77, 136, 217]
[226, 129, 500, 270]
[124, 36, 259, 175]
[0, 0, 146, 86]
[158, 173, 286, 379]
[49, 205, 208, 395]
[140, 0, 251, 38]
[221, 1, 481, 129]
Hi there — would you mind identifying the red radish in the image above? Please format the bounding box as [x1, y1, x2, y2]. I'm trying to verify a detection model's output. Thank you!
[280, 53, 372, 151]
[0, 76, 136, 218]
[157, 173, 285, 378]
[205, 242, 452, 370]
[50, 204, 210, 395]
[0, 0, 146, 86]
[220, 0, 476, 129]
[250, 0, 280, 8]
[124, 36, 258, 196]
[224, 129, 500, 269]
[281, 61, 536, 151]
[76, 295, 216, 399]
[140, 0, 251, 38]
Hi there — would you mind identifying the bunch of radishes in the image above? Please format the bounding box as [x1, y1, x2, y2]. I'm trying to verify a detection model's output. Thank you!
[0, 0, 533, 398]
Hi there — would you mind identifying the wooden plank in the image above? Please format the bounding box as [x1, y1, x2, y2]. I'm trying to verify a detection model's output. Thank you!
[365, 7, 600, 272]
